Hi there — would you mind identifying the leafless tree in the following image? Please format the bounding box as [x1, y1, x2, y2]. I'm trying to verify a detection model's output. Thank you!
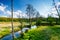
[26, 4, 36, 27]
[11, 0, 14, 40]
[18, 13, 23, 33]
[36, 11, 40, 21]
[53, 0, 60, 20]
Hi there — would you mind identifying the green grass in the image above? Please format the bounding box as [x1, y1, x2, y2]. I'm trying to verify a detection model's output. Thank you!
[0, 22, 28, 38]
[0, 27, 20, 38]
[17, 25, 60, 40]
[0, 28, 10, 38]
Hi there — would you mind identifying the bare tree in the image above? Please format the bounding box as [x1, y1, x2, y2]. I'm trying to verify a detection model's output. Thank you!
[47, 14, 54, 26]
[11, 0, 14, 40]
[26, 4, 36, 27]
[53, 0, 60, 22]
[17, 13, 24, 39]
[18, 13, 23, 32]
[36, 11, 40, 21]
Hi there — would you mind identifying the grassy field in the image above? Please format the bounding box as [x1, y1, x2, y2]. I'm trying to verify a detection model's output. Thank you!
[17, 25, 60, 40]
[0, 22, 20, 38]
[0, 22, 30, 38]
[0, 22, 20, 27]
[0, 27, 20, 38]
[1, 22, 60, 40]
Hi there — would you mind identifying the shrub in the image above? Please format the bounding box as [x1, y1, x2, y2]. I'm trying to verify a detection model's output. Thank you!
[36, 20, 42, 26]
[22, 26, 60, 40]
[47, 16, 54, 26]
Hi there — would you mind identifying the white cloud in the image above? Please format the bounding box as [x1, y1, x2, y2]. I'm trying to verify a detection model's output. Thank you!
[1, 2, 60, 18]
[56, 2, 60, 7]
[0, 16, 7, 17]
[6, 10, 27, 18]
[0, 3, 27, 18]
[13, 10, 27, 18]
[0, 3, 6, 12]
[49, 2, 60, 18]
[6, 10, 11, 15]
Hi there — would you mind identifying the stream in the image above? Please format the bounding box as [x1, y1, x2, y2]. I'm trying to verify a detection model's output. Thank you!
[1, 25, 37, 40]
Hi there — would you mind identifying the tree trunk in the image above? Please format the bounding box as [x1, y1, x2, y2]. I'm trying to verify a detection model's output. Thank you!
[11, 0, 14, 40]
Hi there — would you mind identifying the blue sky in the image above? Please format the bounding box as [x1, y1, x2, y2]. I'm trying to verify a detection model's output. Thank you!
[0, 0, 60, 18]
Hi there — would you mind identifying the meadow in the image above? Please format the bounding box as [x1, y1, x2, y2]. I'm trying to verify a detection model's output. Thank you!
[0, 22, 20, 38]
[17, 25, 60, 40]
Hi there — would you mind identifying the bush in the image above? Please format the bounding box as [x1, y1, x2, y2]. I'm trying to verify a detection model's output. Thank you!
[25, 25, 31, 28]
[36, 20, 42, 26]
[24, 26, 60, 40]
[47, 16, 54, 26]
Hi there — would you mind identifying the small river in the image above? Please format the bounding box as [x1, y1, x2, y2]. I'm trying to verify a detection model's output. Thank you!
[1, 25, 37, 40]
